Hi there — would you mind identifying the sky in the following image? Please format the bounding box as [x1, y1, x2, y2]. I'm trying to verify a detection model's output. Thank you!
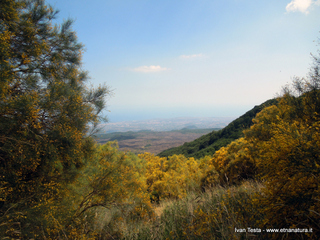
[46, 0, 320, 122]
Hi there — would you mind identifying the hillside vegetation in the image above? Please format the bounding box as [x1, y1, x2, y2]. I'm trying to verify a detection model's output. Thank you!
[158, 98, 277, 158]
[1, 1, 320, 239]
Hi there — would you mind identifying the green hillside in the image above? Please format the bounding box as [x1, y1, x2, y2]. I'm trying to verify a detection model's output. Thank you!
[158, 98, 278, 158]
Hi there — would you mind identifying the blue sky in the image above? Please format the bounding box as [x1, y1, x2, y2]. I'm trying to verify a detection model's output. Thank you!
[47, 0, 320, 122]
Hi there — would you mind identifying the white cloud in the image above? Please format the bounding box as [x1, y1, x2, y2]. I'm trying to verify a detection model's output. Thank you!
[286, 0, 316, 14]
[180, 53, 204, 59]
[132, 65, 169, 73]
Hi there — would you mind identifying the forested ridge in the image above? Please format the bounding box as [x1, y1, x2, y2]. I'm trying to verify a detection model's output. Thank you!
[1, 1, 320, 239]
[158, 98, 277, 158]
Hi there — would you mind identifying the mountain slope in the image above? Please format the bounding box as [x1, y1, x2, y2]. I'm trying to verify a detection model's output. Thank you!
[158, 98, 277, 159]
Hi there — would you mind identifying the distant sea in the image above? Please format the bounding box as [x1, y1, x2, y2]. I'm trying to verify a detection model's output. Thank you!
[103, 105, 251, 123]
[98, 116, 235, 133]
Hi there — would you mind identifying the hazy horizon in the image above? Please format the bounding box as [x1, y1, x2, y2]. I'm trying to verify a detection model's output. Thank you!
[46, 0, 320, 123]
[104, 104, 253, 122]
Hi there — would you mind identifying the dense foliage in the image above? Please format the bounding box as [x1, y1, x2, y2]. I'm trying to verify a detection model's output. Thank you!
[245, 83, 320, 236]
[139, 153, 210, 201]
[0, 0, 109, 238]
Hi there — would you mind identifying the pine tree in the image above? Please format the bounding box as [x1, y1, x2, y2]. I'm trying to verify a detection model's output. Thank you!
[0, 0, 109, 236]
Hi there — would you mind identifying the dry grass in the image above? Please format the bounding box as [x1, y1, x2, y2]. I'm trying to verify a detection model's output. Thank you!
[91, 181, 265, 239]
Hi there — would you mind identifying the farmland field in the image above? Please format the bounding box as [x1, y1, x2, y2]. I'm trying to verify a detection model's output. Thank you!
[94, 128, 218, 154]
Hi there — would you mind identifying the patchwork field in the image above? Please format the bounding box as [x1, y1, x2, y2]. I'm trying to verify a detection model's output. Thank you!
[95, 128, 218, 154]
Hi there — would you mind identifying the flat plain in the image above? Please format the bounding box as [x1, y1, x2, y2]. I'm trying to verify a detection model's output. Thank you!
[95, 128, 218, 155]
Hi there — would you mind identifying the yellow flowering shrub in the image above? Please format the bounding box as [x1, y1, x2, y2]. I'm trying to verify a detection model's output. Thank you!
[139, 153, 205, 201]
[77, 142, 152, 221]
[201, 137, 256, 188]
[245, 81, 320, 238]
